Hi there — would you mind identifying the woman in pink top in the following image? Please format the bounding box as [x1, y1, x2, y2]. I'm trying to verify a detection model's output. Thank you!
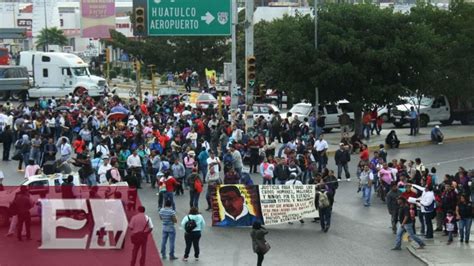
[378, 163, 394, 186]
[25, 159, 41, 179]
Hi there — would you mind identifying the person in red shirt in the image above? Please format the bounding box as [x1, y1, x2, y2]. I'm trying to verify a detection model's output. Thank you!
[140, 100, 149, 115]
[359, 144, 369, 162]
[362, 111, 372, 140]
[72, 136, 85, 154]
[370, 107, 378, 135]
[158, 171, 179, 210]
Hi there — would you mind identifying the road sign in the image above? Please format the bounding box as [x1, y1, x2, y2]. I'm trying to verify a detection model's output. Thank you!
[147, 0, 231, 36]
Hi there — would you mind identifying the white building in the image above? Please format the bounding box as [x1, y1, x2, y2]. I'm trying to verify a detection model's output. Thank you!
[0, 1, 134, 53]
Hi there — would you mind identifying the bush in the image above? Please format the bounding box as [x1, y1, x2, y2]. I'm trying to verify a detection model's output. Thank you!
[109, 70, 117, 79]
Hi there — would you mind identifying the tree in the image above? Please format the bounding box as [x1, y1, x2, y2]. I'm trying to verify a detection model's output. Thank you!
[106, 30, 229, 82]
[36, 27, 68, 51]
[315, 4, 443, 134]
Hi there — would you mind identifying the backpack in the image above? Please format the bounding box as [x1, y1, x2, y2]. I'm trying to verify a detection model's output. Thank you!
[184, 215, 197, 233]
[194, 178, 203, 193]
[318, 192, 330, 209]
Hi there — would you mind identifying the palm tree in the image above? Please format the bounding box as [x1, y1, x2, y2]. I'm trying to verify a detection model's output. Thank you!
[36, 27, 68, 51]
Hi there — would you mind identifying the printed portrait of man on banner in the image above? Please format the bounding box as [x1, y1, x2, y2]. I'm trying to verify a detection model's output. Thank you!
[212, 185, 263, 227]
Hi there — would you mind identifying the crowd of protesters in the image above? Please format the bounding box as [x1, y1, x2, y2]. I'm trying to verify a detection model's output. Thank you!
[0, 89, 472, 264]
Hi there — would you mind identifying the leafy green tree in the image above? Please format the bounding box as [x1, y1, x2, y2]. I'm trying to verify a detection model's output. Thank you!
[36, 27, 68, 50]
[314, 4, 440, 134]
[106, 30, 229, 82]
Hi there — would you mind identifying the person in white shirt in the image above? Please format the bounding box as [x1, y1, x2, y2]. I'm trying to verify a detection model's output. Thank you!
[359, 165, 374, 207]
[127, 150, 143, 188]
[314, 134, 329, 172]
[129, 206, 153, 266]
[25, 159, 41, 179]
[412, 184, 435, 239]
[59, 138, 72, 162]
[206, 152, 221, 179]
[186, 128, 198, 148]
[97, 157, 112, 183]
[95, 141, 110, 159]
[285, 173, 303, 185]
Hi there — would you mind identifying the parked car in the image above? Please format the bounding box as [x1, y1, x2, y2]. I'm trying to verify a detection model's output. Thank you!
[237, 103, 281, 121]
[157, 87, 179, 101]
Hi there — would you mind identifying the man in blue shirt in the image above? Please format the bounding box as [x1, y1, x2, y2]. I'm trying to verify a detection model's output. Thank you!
[408, 107, 418, 136]
[159, 200, 178, 260]
[215, 186, 262, 227]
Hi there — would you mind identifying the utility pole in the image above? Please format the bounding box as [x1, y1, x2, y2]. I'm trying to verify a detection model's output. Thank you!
[314, 0, 319, 120]
[43, 0, 49, 52]
[244, 0, 255, 131]
[230, 0, 238, 109]
[148, 64, 156, 96]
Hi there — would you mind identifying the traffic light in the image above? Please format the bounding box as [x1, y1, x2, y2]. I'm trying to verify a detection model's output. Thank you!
[133, 59, 141, 72]
[135, 7, 145, 34]
[246, 56, 256, 87]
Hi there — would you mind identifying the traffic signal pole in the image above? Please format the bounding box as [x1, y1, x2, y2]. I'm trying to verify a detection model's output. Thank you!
[245, 0, 255, 131]
[230, 0, 238, 109]
[314, 0, 320, 123]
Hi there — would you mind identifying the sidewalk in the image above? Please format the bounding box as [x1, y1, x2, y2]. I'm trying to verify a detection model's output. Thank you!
[407, 231, 474, 266]
[324, 125, 474, 155]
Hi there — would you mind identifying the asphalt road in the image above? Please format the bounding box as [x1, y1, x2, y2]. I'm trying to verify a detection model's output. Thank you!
[2, 140, 472, 265]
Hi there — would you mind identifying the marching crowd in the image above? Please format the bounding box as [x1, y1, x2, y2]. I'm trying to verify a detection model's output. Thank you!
[0, 90, 472, 265]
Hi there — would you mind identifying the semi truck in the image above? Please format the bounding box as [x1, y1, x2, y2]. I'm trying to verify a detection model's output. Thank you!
[19, 51, 107, 99]
[391, 95, 474, 127]
[0, 66, 30, 100]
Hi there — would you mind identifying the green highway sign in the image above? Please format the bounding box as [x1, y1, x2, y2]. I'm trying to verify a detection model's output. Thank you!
[147, 0, 231, 36]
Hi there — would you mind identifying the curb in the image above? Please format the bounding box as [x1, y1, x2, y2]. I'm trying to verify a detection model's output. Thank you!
[326, 135, 474, 156]
[407, 246, 431, 266]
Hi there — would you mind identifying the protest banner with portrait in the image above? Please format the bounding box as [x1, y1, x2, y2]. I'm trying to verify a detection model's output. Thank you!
[211, 184, 263, 227]
[211, 185, 318, 226]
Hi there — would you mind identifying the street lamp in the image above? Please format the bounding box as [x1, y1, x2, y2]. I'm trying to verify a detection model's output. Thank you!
[43, 0, 49, 52]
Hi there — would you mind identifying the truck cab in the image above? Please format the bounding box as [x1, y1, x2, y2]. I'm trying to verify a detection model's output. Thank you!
[19, 51, 107, 98]
[391, 95, 451, 127]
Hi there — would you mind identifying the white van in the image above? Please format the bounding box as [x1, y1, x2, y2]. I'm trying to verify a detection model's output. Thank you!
[286, 100, 355, 132]
[19, 51, 107, 98]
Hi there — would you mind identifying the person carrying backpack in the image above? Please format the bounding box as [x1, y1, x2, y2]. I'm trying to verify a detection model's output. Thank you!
[180, 207, 206, 261]
[187, 169, 203, 208]
[315, 184, 331, 233]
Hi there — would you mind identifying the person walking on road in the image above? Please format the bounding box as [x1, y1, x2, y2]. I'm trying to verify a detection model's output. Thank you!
[392, 197, 425, 250]
[456, 194, 472, 243]
[315, 184, 332, 232]
[335, 143, 351, 181]
[359, 165, 374, 206]
[338, 110, 351, 137]
[129, 206, 153, 266]
[386, 182, 402, 234]
[181, 207, 206, 261]
[1, 125, 13, 161]
[11, 185, 34, 241]
[412, 183, 435, 239]
[159, 200, 178, 260]
[251, 221, 270, 266]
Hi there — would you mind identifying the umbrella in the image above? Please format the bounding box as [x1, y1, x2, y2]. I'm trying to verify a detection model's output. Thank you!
[110, 105, 130, 114]
[107, 112, 128, 121]
[54, 106, 70, 112]
[182, 110, 192, 116]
